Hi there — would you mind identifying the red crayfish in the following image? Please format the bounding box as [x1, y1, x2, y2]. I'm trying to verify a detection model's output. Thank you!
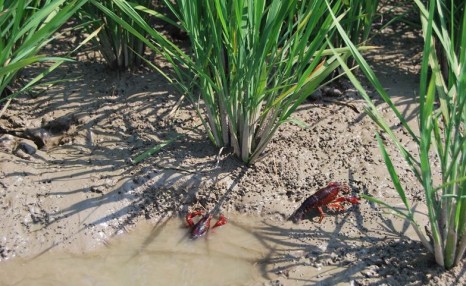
[186, 210, 227, 239]
[289, 182, 360, 223]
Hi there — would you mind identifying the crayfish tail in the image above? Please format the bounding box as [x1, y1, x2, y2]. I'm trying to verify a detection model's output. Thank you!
[288, 211, 303, 224]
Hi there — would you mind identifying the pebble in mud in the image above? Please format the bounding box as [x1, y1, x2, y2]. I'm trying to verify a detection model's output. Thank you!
[0, 134, 17, 153]
[269, 280, 284, 286]
[18, 140, 37, 155]
[24, 128, 52, 149]
[14, 149, 31, 160]
[0, 135, 37, 159]
[0, 245, 14, 260]
[361, 267, 379, 278]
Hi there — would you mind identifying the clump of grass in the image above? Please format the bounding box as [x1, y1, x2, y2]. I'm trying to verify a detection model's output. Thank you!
[328, 0, 466, 269]
[167, 0, 357, 164]
[77, 0, 156, 70]
[0, 0, 90, 117]
[338, 0, 379, 45]
[95, 0, 380, 164]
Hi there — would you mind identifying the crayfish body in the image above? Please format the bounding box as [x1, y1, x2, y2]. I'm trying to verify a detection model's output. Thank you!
[289, 182, 359, 223]
[186, 210, 227, 239]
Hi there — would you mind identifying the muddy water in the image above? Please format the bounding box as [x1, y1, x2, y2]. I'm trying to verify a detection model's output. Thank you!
[0, 215, 278, 286]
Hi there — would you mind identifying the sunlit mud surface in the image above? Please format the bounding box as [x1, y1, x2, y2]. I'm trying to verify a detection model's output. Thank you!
[0, 215, 279, 286]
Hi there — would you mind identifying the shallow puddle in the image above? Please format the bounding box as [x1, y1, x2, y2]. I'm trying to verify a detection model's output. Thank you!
[0, 215, 275, 286]
[0, 211, 407, 285]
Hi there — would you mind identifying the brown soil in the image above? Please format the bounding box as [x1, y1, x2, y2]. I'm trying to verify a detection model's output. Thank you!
[1, 7, 465, 286]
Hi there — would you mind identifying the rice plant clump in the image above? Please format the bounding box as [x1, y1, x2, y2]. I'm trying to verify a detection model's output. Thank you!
[78, 0, 153, 70]
[161, 0, 357, 164]
[329, 0, 466, 269]
[0, 0, 88, 116]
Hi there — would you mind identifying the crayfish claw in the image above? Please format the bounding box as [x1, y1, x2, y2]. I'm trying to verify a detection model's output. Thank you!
[186, 210, 204, 227]
[213, 214, 227, 228]
[347, 196, 360, 205]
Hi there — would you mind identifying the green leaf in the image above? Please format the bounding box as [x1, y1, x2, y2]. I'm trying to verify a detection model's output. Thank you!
[375, 133, 411, 212]
[132, 135, 181, 165]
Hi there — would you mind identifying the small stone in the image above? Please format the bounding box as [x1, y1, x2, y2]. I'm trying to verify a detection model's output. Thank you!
[309, 89, 323, 101]
[309, 248, 323, 256]
[0, 134, 17, 153]
[90, 186, 105, 194]
[76, 114, 92, 125]
[322, 86, 343, 97]
[276, 269, 290, 278]
[361, 269, 379, 278]
[18, 140, 37, 155]
[15, 149, 31, 160]
[269, 280, 284, 286]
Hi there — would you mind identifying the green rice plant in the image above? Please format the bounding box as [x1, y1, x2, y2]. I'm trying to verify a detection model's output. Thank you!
[168, 0, 357, 164]
[0, 0, 89, 117]
[93, 0, 374, 164]
[338, 0, 379, 45]
[131, 134, 182, 164]
[329, 0, 379, 69]
[77, 0, 158, 70]
[326, 0, 466, 269]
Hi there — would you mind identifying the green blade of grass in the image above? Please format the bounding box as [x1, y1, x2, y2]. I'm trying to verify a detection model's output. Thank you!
[131, 135, 181, 165]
